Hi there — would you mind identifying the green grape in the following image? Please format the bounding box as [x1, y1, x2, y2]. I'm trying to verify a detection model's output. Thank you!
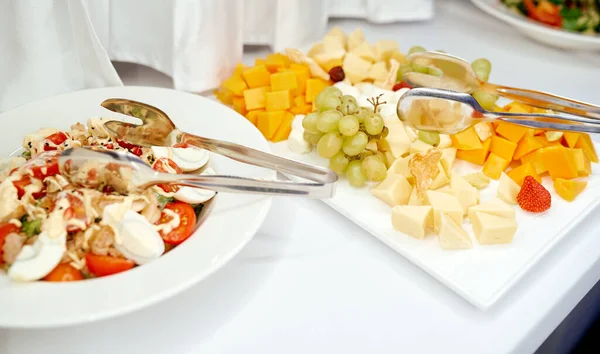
[472, 90, 498, 111]
[339, 115, 360, 136]
[340, 95, 358, 115]
[397, 64, 413, 82]
[342, 132, 369, 156]
[316, 110, 343, 133]
[411, 62, 430, 74]
[321, 86, 343, 99]
[318, 95, 342, 112]
[346, 160, 367, 187]
[364, 113, 384, 135]
[354, 107, 372, 124]
[408, 46, 426, 55]
[317, 132, 343, 158]
[302, 112, 319, 133]
[361, 155, 387, 182]
[471, 58, 491, 82]
[329, 152, 349, 175]
[418, 131, 440, 146]
[303, 131, 323, 145]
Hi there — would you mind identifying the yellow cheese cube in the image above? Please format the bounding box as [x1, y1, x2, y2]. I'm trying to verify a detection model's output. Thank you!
[255, 58, 266, 66]
[270, 71, 298, 92]
[290, 64, 310, 95]
[222, 76, 248, 96]
[245, 109, 264, 126]
[243, 86, 269, 111]
[265, 53, 289, 73]
[242, 65, 271, 88]
[257, 110, 286, 140]
[265, 90, 292, 112]
[232, 96, 247, 115]
[233, 63, 245, 77]
[305, 79, 329, 103]
[272, 112, 295, 142]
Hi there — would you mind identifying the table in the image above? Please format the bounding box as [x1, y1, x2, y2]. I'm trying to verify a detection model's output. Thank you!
[3, 1, 600, 353]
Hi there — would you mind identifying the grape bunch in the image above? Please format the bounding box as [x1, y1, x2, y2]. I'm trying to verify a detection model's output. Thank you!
[302, 86, 388, 187]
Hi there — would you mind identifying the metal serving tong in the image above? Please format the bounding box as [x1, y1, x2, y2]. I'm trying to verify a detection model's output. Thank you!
[397, 51, 600, 133]
[99, 98, 337, 198]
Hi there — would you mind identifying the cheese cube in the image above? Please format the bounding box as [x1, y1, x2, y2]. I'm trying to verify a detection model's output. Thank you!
[245, 109, 264, 126]
[257, 111, 285, 139]
[474, 122, 494, 142]
[290, 64, 310, 95]
[408, 188, 422, 206]
[482, 152, 510, 180]
[232, 96, 247, 115]
[222, 76, 248, 96]
[265, 90, 292, 111]
[450, 170, 479, 215]
[368, 62, 388, 82]
[426, 190, 463, 232]
[468, 198, 515, 221]
[371, 174, 413, 207]
[265, 53, 288, 73]
[386, 122, 412, 158]
[305, 79, 329, 103]
[347, 28, 365, 52]
[497, 172, 520, 205]
[438, 134, 452, 149]
[314, 50, 346, 69]
[410, 140, 433, 155]
[388, 156, 413, 183]
[437, 186, 458, 197]
[351, 42, 376, 62]
[272, 112, 295, 142]
[242, 65, 271, 88]
[342, 52, 372, 84]
[429, 162, 450, 190]
[471, 212, 517, 245]
[440, 148, 457, 175]
[326, 26, 347, 48]
[373, 40, 399, 62]
[270, 71, 298, 91]
[391, 205, 433, 240]
[439, 213, 472, 250]
[243, 87, 269, 111]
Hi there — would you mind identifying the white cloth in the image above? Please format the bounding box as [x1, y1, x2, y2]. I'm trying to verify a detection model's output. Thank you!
[0, 0, 122, 112]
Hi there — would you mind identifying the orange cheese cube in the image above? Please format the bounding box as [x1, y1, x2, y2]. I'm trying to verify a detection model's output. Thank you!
[513, 135, 543, 160]
[569, 148, 592, 177]
[243, 87, 269, 111]
[450, 127, 483, 150]
[222, 76, 248, 96]
[265, 90, 292, 111]
[257, 110, 286, 140]
[245, 109, 264, 126]
[563, 132, 580, 148]
[505, 102, 534, 114]
[456, 137, 491, 165]
[272, 112, 295, 142]
[540, 146, 578, 179]
[575, 133, 599, 163]
[534, 135, 561, 147]
[255, 58, 266, 66]
[554, 178, 587, 202]
[490, 136, 517, 161]
[215, 88, 234, 105]
[232, 96, 247, 115]
[242, 65, 271, 88]
[294, 95, 307, 108]
[482, 152, 510, 180]
[305, 79, 329, 103]
[233, 63, 245, 77]
[290, 64, 310, 95]
[495, 122, 530, 143]
[265, 53, 288, 73]
[507, 162, 541, 186]
[521, 150, 547, 174]
[270, 71, 298, 92]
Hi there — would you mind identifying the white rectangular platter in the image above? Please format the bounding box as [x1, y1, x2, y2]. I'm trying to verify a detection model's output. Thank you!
[270, 141, 600, 310]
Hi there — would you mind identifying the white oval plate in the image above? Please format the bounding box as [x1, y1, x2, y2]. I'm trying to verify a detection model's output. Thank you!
[471, 0, 600, 51]
[0, 86, 273, 328]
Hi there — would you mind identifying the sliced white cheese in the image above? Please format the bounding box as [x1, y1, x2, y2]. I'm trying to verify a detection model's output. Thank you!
[426, 190, 463, 233]
[368, 62, 389, 82]
[408, 188, 423, 206]
[333, 81, 360, 98]
[287, 129, 312, 154]
[468, 198, 515, 221]
[373, 40, 399, 62]
[429, 162, 450, 190]
[387, 156, 413, 182]
[474, 122, 493, 141]
[471, 211, 517, 245]
[439, 213, 472, 250]
[438, 134, 453, 149]
[371, 174, 412, 207]
[347, 28, 365, 52]
[463, 172, 491, 189]
[440, 148, 457, 175]
[450, 170, 479, 215]
[322, 35, 345, 52]
[342, 52, 372, 84]
[410, 140, 433, 155]
[385, 122, 412, 158]
[391, 205, 433, 240]
[497, 172, 520, 205]
[351, 42, 376, 62]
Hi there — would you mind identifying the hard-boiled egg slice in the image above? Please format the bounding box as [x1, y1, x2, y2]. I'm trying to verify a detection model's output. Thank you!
[8, 232, 65, 282]
[111, 210, 165, 265]
[173, 167, 217, 204]
[151, 146, 209, 172]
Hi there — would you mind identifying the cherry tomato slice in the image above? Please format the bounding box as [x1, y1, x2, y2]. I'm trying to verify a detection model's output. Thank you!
[524, 0, 562, 27]
[152, 158, 183, 193]
[23, 150, 61, 179]
[43, 263, 84, 282]
[43, 132, 69, 151]
[115, 139, 138, 150]
[53, 192, 88, 233]
[85, 253, 135, 277]
[393, 81, 413, 91]
[157, 202, 197, 245]
[12, 175, 46, 199]
[131, 146, 143, 156]
[0, 223, 21, 263]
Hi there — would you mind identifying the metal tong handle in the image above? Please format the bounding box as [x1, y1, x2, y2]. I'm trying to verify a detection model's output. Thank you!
[482, 82, 600, 120]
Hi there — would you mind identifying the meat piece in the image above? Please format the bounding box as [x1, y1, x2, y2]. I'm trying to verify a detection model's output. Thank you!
[89, 226, 115, 256]
[2, 233, 25, 264]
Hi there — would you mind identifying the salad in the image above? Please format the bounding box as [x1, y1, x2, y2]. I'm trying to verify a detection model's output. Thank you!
[0, 118, 215, 282]
[502, 0, 600, 33]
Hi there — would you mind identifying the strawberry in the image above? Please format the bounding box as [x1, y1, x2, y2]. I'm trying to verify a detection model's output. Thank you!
[517, 175, 551, 212]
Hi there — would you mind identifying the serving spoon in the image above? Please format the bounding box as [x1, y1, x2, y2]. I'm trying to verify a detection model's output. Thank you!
[397, 87, 600, 134]
[98, 98, 337, 198]
[404, 51, 600, 119]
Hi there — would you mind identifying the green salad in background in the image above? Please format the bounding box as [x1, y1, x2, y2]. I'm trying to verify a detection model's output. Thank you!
[501, 0, 600, 34]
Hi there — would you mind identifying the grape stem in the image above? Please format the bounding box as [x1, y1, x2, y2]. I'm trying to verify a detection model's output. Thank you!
[367, 94, 387, 113]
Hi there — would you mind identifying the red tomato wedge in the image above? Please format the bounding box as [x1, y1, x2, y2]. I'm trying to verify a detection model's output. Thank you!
[115, 138, 138, 150]
[12, 175, 46, 199]
[152, 158, 183, 193]
[85, 253, 135, 277]
[0, 223, 21, 263]
[157, 202, 197, 245]
[53, 192, 88, 233]
[43, 263, 84, 282]
[43, 132, 69, 151]
[23, 150, 61, 179]
[524, 0, 562, 27]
